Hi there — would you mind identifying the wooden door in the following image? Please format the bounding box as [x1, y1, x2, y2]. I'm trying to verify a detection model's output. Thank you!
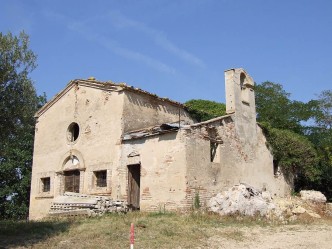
[64, 170, 80, 193]
[128, 164, 140, 210]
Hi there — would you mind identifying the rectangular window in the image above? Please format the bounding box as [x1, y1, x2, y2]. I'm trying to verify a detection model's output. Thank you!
[95, 170, 107, 187]
[210, 141, 221, 163]
[41, 177, 50, 192]
[273, 160, 279, 176]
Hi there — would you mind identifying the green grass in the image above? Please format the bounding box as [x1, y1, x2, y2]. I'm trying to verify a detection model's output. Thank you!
[0, 211, 330, 249]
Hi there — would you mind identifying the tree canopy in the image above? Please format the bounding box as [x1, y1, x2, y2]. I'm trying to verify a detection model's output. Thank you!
[259, 122, 320, 181]
[255, 82, 332, 199]
[255, 81, 313, 134]
[0, 31, 45, 219]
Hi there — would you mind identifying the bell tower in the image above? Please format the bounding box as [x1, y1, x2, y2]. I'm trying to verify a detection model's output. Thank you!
[225, 68, 257, 143]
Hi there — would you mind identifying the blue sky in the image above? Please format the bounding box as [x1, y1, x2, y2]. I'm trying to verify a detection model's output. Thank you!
[1, 0, 331, 104]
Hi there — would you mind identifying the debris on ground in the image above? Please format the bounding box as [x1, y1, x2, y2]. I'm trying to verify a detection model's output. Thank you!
[300, 190, 327, 203]
[208, 184, 276, 216]
[49, 192, 127, 217]
[208, 184, 330, 221]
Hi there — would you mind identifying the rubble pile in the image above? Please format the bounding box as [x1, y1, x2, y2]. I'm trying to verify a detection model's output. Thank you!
[300, 190, 327, 203]
[49, 192, 127, 217]
[208, 184, 329, 220]
[208, 184, 276, 216]
[273, 197, 323, 219]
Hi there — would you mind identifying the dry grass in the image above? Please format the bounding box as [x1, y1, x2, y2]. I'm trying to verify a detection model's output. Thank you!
[1, 211, 331, 249]
[219, 229, 245, 241]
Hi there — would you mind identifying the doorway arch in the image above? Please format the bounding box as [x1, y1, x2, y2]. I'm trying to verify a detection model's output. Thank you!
[57, 150, 85, 194]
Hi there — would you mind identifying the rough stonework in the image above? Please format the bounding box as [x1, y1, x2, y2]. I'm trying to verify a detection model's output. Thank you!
[208, 184, 276, 216]
[29, 68, 292, 220]
[300, 190, 327, 203]
[208, 184, 328, 220]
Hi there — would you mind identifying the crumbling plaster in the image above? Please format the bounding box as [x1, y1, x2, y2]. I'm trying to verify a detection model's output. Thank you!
[30, 79, 195, 219]
[183, 118, 291, 208]
[120, 132, 188, 211]
[29, 68, 292, 219]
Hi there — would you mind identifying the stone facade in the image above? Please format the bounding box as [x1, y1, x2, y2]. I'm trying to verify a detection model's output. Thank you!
[29, 68, 291, 220]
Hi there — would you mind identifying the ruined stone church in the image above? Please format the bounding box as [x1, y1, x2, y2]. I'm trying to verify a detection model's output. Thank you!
[29, 68, 291, 220]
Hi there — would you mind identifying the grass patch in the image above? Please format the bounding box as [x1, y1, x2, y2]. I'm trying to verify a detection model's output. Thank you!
[1, 212, 331, 248]
[221, 229, 245, 241]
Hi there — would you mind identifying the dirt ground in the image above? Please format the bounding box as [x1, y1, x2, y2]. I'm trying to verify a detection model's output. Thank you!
[203, 224, 332, 249]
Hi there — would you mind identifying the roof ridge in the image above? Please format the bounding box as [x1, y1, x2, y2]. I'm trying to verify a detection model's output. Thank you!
[35, 78, 186, 118]
[75, 78, 184, 107]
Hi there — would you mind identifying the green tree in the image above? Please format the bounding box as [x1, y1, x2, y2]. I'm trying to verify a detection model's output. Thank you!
[255, 82, 312, 134]
[260, 123, 320, 183]
[312, 90, 332, 130]
[305, 90, 332, 199]
[254, 82, 318, 188]
[185, 99, 226, 122]
[0, 31, 45, 219]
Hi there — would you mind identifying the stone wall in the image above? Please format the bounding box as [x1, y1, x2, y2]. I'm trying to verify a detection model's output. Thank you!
[183, 116, 291, 207]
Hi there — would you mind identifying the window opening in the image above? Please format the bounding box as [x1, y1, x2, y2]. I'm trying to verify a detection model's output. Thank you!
[67, 122, 80, 142]
[71, 155, 79, 165]
[210, 141, 219, 162]
[273, 160, 279, 176]
[240, 72, 250, 104]
[95, 170, 107, 187]
[240, 73, 246, 89]
[41, 177, 50, 192]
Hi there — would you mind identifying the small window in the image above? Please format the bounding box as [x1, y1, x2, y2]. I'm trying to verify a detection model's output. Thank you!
[41, 177, 50, 192]
[95, 170, 107, 187]
[273, 160, 279, 176]
[240, 73, 246, 89]
[210, 141, 220, 163]
[67, 122, 80, 142]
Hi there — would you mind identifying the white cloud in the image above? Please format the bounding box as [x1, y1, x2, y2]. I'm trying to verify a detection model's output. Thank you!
[68, 21, 176, 74]
[40, 10, 176, 74]
[108, 11, 205, 68]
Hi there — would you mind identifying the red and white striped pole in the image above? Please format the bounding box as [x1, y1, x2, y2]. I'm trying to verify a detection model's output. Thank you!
[130, 223, 134, 249]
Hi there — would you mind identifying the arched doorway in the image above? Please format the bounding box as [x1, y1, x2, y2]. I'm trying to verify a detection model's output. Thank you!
[58, 152, 85, 194]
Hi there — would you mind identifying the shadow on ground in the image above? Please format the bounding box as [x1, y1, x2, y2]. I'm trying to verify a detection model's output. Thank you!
[0, 219, 74, 248]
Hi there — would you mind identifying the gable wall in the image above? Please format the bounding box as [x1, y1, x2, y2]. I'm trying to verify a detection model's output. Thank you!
[29, 84, 124, 219]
